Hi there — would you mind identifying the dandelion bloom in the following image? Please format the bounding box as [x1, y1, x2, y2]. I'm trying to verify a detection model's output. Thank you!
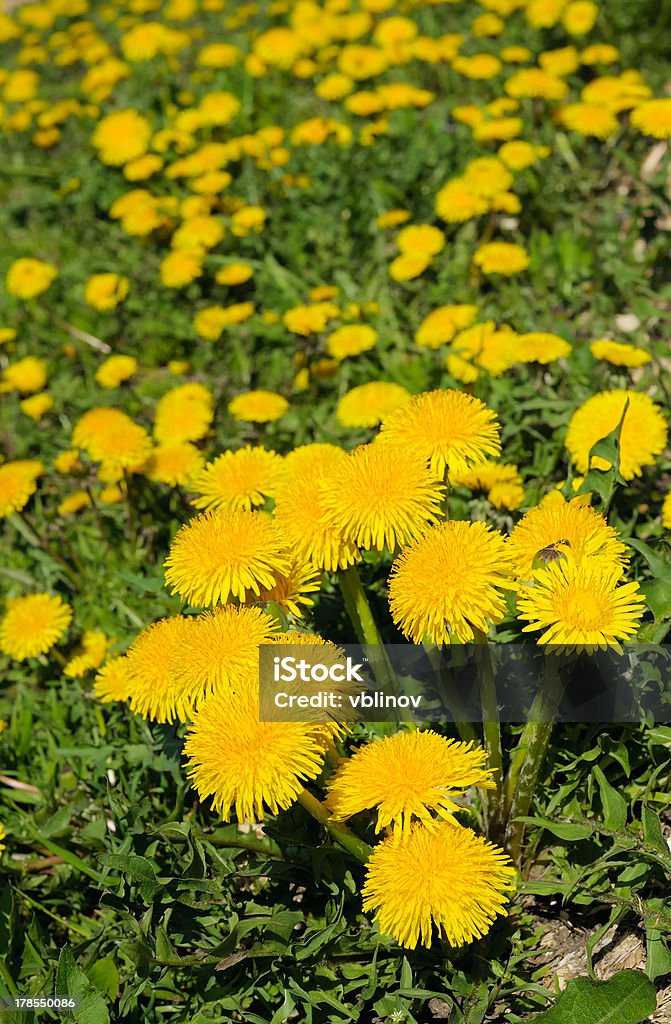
[473, 241, 529, 276]
[144, 442, 205, 487]
[517, 333, 572, 364]
[435, 179, 489, 223]
[630, 98, 671, 139]
[273, 457, 361, 573]
[191, 446, 282, 512]
[336, 382, 410, 428]
[377, 389, 501, 477]
[0, 593, 72, 661]
[396, 224, 445, 257]
[320, 444, 443, 552]
[20, 393, 53, 421]
[1, 356, 48, 393]
[388, 253, 432, 281]
[662, 493, 671, 529]
[215, 263, 254, 286]
[389, 520, 512, 643]
[73, 408, 153, 472]
[92, 109, 152, 165]
[326, 324, 378, 361]
[517, 557, 645, 650]
[164, 508, 290, 607]
[170, 605, 277, 715]
[84, 273, 130, 310]
[64, 630, 108, 678]
[94, 657, 132, 703]
[6, 258, 58, 299]
[125, 616, 193, 722]
[509, 494, 627, 580]
[94, 354, 138, 388]
[362, 823, 515, 949]
[565, 389, 667, 480]
[184, 685, 326, 821]
[328, 731, 494, 834]
[154, 383, 214, 444]
[228, 390, 289, 423]
[255, 557, 322, 617]
[453, 460, 525, 511]
[0, 459, 43, 517]
[415, 305, 478, 349]
[590, 339, 651, 368]
[160, 250, 203, 288]
[559, 103, 618, 138]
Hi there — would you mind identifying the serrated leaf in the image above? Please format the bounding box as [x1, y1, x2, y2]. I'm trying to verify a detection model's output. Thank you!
[56, 947, 110, 1024]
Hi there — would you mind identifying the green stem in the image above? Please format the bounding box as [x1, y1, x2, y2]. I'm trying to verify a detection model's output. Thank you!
[424, 642, 478, 745]
[337, 565, 402, 711]
[504, 655, 566, 866]
[297, 788, 371, 864]
[0, 956, 18, 996]
[473, 629, 504, 843]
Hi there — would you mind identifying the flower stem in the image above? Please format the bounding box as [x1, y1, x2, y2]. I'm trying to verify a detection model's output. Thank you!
[503, 655, 566, 866]
[337, 564, 402, 707]
[297, 788, 371, 863]
[473, 629, 504, 843]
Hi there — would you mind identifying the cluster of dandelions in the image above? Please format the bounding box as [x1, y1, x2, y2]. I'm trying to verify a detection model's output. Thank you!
[43, 384, 650, 948]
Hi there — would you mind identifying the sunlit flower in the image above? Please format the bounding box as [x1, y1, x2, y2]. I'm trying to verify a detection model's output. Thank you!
[328, 731, 494, 833]
[154, 382, 214, 444]
[6, 258, 57, 299]
[590, 339, 651, 367]
[336, 382, 411, 428]
[125, 616, 192, 722]
[377, 389, 501, 477]
[1, 356, 48, 394]
[228, 390, 289, 423]
[389, 520, 512, 643]
[144, 442, 205, 486]
[415, 305, 478, 349]
[0, 593, 72, 660]
[94, 656, 132, 703]
[73, 408, 152, 471]
[362, 823, 515, 949]
[92, 109, 152, 165]
[190, 447, 282, 511]
[630, 98, 671, 139]
[184, 685, 326, 821]
[164, 508, 290, 606]
[64, 630, 108, 678]
[95, 354, 138, 388]
[0, 459, 43, 517]
[327, 324, 378, 361]
[517, 556, 644, 650]
[565, 389, 667, 479]
[84, 272, 130, 310]
[473, 241, 529, 276]
[517, 333, 572, 364]
[20, 392, 53, 421]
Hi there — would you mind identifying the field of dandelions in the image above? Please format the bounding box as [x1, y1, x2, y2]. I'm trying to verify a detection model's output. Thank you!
[1, 0, 671, 1020]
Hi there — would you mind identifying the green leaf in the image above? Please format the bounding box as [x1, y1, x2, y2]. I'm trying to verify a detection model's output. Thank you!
[593, 766, 627, 831]
[55, 947, 110, 1024]
[87, 958, 119, 1003]
[529, 970, 656, 1023]
[641, 805, 667, 854]
[515, 816, 594, 841]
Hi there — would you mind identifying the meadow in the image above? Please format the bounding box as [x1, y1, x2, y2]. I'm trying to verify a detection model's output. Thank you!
[1, 0, 671, 1020]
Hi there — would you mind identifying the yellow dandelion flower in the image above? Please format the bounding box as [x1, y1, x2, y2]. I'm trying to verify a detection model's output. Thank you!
[254, 557, 322, 617]
[388, 252, 432, 281]
[320, 443, 443, 552]
[94, 656, 132, 703]
[184, 685, 326, 821]
[154, 382, 214, 444]
[20, 392, 53, 421]
[191, 446, 282, 512]
[473, 241, 529, 276]
[630, 98, 671, 139]
[336, 382, 411, 428]
[215, 262, 254, 286]
[662, 493, 671, 529]
[377, 389, 501, 477]
[160, 250, 203, 288]
[0, 822, 6, 854]
[6, 257, 57, 299]
[1, 356, 48, 394]
[590, 339, 651, 368]
[559, 102, 618, 138]
[64, 630, 108, 678]
[228, 390, 289, 423]
[517, 557, 645, 650]
[328, 730, 494, 834]
[435, 179, 489, 223]
[415, 305, 478, 349]
[72, 408, 153, 471]
[565, 389, 667, 480]
[84, 272, 130, 310]
[396, 224, 445, 257]
[92, 109, 152, 165]
[94, 354, 138, 388]
[125, 616, 193, 723]
[326, 324, 378, 361]
[0, 593, 72, 661]
[170, 605, 277, 715]
[0, 459, 43, 517]
[164, 508, 291, 607]
[508, 495, 628, 580]
[389, 520, 513, 643]
[452, 460, 525, 511]
[144, 442, 204, 487]
[362, 822, 515, 949]
[517, 332, 572, 364]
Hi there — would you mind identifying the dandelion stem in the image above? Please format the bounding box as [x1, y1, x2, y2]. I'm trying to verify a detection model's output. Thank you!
[297, 788, 371, 863]
[503, 655, 566, 866]
[473, 629, 504, 843]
